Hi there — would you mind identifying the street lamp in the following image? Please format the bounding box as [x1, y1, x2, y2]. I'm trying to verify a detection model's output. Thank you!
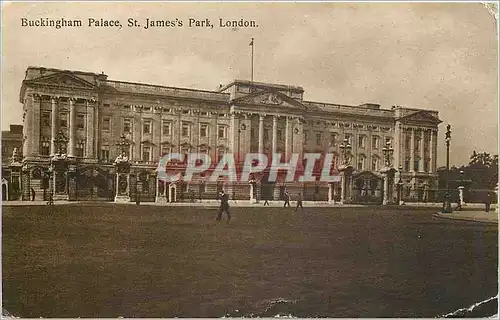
[339, 137, 352, 166]
[442, 124, 452, 213]
[397, 165, 404, 205]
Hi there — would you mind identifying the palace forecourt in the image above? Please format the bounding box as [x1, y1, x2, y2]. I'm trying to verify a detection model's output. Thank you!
[12, 66, 441, 204]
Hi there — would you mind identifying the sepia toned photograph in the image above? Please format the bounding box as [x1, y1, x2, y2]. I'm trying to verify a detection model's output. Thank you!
[1, 1, 498, 318]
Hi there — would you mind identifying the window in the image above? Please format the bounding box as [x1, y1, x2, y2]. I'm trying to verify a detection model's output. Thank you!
[101, 146, 110, 162]
[251, 128, 256, 139]
[330, 133, 337, 146]
[103, 118, 111, 131]
[405, 136, 411, 150]
[60, 114, 68, 128]
[218, 113, 226, 118]
[277, 130, 282, 141]
[76, 142, 85, 157]
[415, 138, 421, 153]
[162, 108, 171, 113]
[372, 136, 379, 149]
[424, 159, 430, 172]
[264, 129, 269, 141]
[182, 110, 190, 115]
[77, 114, 85, 129]
[200, 124, 209, 138]
[123, 105, 131, 110]
[161, 145, 172, 156]
[304, 131, 309, 142]
[216, 149, 225, 163]
[316, 133, 322, 145]
[182, 123, 191, 137]
[200, 112, 209, 116]
[142, 146, 151, 162]
[405, 159, 410, 172]
[218, 125, 226, 139]
[162, 121, 171, 135]
[41, 141, 50, 156]
[372, 157, 379, 171]
[345, 134, 352, 144]
[414, 159, 419, 172]
[143, 120, 152, 134]
[358, 135, 366, 148]
[357, 155, 366, 171]
[143, 107, 151, 111]
[123, 118, 132, 133]
[41, 112, 50, 126]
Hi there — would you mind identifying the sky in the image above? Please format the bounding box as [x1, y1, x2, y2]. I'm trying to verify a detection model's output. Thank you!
[1, 2, 498, 166]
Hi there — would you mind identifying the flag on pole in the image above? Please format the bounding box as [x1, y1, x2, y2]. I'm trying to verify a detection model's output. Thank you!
[249, 38, 254, 46]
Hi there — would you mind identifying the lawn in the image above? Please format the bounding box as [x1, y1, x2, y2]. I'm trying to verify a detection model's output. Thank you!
[2, 204, 498, 317]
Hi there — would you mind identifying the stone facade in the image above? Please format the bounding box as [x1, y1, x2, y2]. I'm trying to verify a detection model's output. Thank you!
[16, 66, 442, 203]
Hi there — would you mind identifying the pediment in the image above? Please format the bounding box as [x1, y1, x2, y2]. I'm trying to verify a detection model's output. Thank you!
[25, 71, 96, 90]
[141, 140, 156, 146]
[398, 110, 442, 124]
[232, 90, 307, 110]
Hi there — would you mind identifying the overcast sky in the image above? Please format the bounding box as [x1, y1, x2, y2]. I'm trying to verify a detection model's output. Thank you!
[2, 2, 498, 166]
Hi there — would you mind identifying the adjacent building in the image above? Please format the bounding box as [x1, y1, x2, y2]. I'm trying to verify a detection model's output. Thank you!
[2, 124, 23, 200]
[15, 66, 442, 203]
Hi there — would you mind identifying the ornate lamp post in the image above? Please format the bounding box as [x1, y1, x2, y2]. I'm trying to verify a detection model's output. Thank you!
[380, 140, 396, 205]
[114, 134, 132, 203]
[442, 125, 452, 213]
[339, 137, 353, 204]
[397, 165, 404, 205]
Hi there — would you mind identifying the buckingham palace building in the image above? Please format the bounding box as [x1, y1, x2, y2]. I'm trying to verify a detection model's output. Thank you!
[14, 66, 442, 204]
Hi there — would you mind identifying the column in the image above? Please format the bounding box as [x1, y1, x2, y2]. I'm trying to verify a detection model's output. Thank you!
[94, 99, 100, 159]
[419, 129, 425, 172]
[32, 94, 41, 155]
[383, 175, 389, 205]
[258, 114, 264, 154]
[429, 129, 434, 173]
[410, 128, 415, 173]
[328, 183, 333, 203]
[340, 175, 346, 204]
[272, 116, 277, 155]
[50, 97, 58, 156]
[85, 99, 95, 158]
[285, 116, 290, 157]
[230, 113, 237, 153]
[68, 98, 76, 157]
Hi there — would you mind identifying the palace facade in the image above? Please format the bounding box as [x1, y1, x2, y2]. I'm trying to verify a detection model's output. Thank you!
[14, 66, 442, 203]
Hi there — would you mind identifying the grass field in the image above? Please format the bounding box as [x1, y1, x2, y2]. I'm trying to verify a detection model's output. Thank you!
[2, 204, 498, 317]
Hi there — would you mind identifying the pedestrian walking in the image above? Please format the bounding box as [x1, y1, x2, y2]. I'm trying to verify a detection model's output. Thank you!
[263, 194, 270, 206]
[295, 192, 304, 212]
[283, 190, 291, 207]
[484, 192, 492, 213]
[31, 187, 35, 201]
[216, 190, 231, 222]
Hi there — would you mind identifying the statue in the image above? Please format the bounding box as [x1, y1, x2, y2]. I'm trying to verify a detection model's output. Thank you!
[11, 147, 22, 163]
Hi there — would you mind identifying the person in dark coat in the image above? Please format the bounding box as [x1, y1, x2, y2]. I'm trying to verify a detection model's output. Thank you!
[295, 192, 304, 212]
[283, 190, 291, 207]
[485, 192, 493, 213]
[31, 187, 35, 201]
[216, 190, 231, 222]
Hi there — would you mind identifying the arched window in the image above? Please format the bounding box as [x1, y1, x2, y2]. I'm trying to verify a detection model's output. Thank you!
[357, 154, 366, 171]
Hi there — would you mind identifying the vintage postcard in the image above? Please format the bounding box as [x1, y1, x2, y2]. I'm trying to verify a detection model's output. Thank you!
[1, 2, 498, 318]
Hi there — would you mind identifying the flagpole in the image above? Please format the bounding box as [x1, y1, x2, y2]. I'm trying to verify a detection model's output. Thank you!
[250, 37, 254, 83]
